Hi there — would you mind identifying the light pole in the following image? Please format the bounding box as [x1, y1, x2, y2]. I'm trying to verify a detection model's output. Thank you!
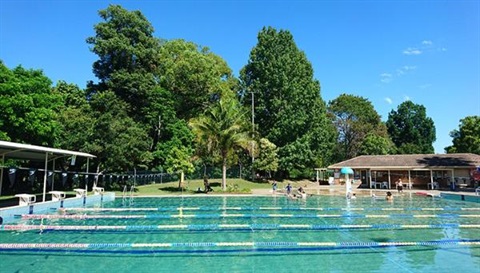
[251, 91, 255, 179]
[251, 91, 255, 163]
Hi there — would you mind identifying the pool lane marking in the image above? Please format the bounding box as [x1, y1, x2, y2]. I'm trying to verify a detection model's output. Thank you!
[2, 224, 480, 231]
[0, 239, 479, 249]
[61, 207, 480, 212]
[21, 213, 480, 220]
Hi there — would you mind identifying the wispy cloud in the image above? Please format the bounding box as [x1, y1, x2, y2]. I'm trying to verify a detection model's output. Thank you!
[385, 97, 393, 104]
[403, 47, 422, 55]
[380, 73, 392, 83]
[422, 40, 433, 45]
[403, 40, 446, 55]
[396, 65, 417, 76]
[403, 95, 411, 101]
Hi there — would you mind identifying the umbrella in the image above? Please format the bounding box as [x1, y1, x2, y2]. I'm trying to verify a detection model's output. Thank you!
[340, 167, 354, 174]
[340, 167, 354, 198]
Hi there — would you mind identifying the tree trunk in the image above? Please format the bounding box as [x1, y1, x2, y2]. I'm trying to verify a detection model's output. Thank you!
[178, 171, 184, 189]
[222, 159, 227, 191]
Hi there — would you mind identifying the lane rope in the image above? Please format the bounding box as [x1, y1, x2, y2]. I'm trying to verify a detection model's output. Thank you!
[21, 213, 480, 220]
[61, 207, 480, 212]
[2, 223, 480, 232]
[0, 239, 479, 250]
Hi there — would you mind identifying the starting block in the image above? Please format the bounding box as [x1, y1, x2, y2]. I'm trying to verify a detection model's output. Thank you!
[73, 188, 87, 198]
[49, 191, 66, 201]
[92, 186, 105, 195]
[14, 194, 36, 206]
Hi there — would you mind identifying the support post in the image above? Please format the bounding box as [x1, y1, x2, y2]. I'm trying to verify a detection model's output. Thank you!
[42, 153, 48, 202]
[0, 155, 4, 196]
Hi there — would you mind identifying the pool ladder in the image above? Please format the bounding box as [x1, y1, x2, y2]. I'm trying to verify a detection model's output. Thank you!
[121, 185, 135, 206]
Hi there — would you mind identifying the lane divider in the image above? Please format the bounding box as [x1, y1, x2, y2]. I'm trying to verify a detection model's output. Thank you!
[2, 223, 480, 232]
[61, 207, 480, 212]
[0, 239, 479, 250]
[20, 213, 480, 220]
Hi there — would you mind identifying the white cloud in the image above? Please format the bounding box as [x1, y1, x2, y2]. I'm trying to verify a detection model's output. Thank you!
[419, 83, 432, 89]
[396, 65, 416, 76]
[385, 97, 393, 104]
[403, 48, 422, 55]
[380, 73, 392, 83]
[422, 40, 433, 45]
[404, 95, 411, 101]
[403, 65, 416, 71]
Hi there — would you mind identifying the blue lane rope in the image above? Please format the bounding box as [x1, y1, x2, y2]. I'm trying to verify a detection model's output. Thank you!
[21, 213, 480, 220]
[62, 206, 480, 212]
[0, 239, 478, 251]
[2, 223, 479, 232]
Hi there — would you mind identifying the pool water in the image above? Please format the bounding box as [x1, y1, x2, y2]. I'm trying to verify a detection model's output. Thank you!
[1, 194, 479, 272]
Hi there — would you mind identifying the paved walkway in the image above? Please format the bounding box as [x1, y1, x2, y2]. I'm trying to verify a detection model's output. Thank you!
[252, 182, 479, 197]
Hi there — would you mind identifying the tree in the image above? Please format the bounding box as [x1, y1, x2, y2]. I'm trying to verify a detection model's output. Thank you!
[328, 94, 388, 160]
[359, 133, 394, 155]
[253, 138, 279, 178]
[87, 91, 151, 172]
[386, 101, 436, 154]
[0, 61, 63, 146]
[157, 39, 236, 120]
[54, 81, 94, 154]
[165, 146, 194, 188]
[240, 27, 336, 178]
[86, 5, 163, 145]
[445, 116, 480, 154]
[189, 94, 250, 190]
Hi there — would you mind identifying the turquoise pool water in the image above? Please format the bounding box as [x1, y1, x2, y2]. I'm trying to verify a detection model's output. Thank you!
[1, 194, 479, 272]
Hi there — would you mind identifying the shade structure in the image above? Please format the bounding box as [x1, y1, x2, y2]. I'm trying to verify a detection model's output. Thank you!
[340, 167, 354, 174]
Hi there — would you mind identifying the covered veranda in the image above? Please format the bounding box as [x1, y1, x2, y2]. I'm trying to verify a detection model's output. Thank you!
[0, 140, 96, 202]
[328, 153, 480, 191]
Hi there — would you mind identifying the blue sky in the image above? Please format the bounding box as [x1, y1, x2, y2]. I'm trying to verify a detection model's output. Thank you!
[1, 0, 479, 153]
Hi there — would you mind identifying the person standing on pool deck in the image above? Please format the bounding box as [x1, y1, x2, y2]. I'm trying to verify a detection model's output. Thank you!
[286, 183, 292, 195]
[272, 180, 277, 194]
[396, 178, 404, 193]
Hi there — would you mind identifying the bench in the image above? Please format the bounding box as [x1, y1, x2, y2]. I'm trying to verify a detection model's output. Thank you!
[14, 194, 36, 206]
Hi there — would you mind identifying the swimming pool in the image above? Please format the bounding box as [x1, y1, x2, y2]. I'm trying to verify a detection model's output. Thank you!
[1, 194, 479, 272]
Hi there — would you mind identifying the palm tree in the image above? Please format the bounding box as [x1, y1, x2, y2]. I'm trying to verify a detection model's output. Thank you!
[189, 94, 250, 190]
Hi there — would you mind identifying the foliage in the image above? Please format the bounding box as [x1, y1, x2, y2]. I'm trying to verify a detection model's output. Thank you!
[157, 39, 236, 120]
[445, 116, 480, 154]
[253, 138, 279, 177]
[328, 94, 387, 160]
[87, 91, 151, 172]
[386, 100, 436, 154]
[189, 94, 251, 190]
[359, 133, 394, 155]
[0, 61, 63, 146]
[86, 4, 159, 84]
[239, 26, 336, 177]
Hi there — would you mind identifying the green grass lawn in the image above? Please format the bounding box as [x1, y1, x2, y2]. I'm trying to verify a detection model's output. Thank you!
[121, 178, 274, 196]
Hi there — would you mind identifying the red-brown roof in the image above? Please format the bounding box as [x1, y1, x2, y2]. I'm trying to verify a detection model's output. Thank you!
[328, 153, 480, 169]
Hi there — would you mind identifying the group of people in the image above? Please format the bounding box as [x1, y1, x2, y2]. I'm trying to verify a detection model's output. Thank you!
[271, 181, 307, 199]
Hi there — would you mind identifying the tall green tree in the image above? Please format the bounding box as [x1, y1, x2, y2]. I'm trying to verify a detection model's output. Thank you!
[157, 39, 236, 120]
[86, 4, 162, 138]
[0, 61, 63, 146]
[189, 94, 250, 190]
[445, 116, 480, 154]
[386, 101, 436, 154]
[240, 27, 336, 178]
[328, 94, 391, 160]
[54, 81, 94, 153]
[87, 91, 151, 172]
